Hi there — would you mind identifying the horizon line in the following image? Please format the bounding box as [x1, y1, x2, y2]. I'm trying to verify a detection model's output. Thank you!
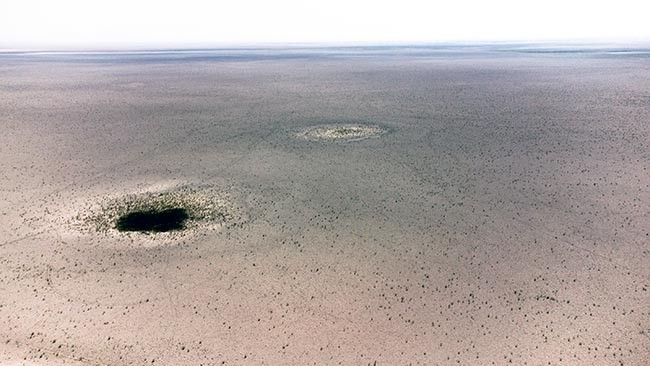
[2, 39, 650, 54]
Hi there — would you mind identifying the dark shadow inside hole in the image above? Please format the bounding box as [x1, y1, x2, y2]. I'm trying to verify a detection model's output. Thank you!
[116, 208, 189, 233]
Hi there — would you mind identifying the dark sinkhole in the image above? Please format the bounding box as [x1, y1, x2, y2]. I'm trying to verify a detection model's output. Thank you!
[116, 208, 189, 233]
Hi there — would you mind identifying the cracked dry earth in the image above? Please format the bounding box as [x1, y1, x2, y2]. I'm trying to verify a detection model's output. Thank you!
[0, 47, 649, 365]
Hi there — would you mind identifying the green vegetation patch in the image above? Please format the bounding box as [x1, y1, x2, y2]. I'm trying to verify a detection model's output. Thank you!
[116, 207, 189, 232]
[333, 127, 362, 135]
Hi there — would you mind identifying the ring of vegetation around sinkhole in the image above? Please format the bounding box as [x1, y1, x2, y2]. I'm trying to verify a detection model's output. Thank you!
[76, 185, 244, 235]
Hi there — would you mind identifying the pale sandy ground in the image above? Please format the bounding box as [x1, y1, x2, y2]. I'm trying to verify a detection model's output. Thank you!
[0, 46, 649, 365]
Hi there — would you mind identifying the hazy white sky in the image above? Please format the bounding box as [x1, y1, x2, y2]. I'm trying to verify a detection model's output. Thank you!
[1, 0, 649, 49]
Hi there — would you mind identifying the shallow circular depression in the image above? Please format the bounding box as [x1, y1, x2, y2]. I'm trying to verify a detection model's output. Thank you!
[73, 184, 246, 238]
[298, 124, 387, 142]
